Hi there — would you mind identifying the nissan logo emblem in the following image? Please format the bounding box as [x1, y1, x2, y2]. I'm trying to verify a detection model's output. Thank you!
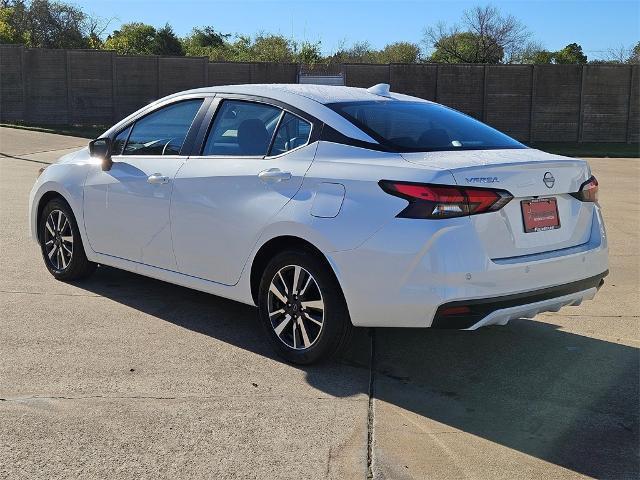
[543, 172, 555, 189]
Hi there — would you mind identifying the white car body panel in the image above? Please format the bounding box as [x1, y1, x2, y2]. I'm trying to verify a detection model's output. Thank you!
[83, 154, 186, 270]
[29, 84, 609, 330]
[330, 205, 607, 327]
[170, 142, 318, 285]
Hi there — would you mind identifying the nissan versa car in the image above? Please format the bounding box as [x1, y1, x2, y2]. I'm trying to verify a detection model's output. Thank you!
[29, 83, 609, 363]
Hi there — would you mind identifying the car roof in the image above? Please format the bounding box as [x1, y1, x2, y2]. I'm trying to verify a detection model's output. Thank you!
[179, 83, 428, 106]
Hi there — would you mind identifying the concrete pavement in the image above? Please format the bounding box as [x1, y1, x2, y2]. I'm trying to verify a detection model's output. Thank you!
[1, 127, 638, 479]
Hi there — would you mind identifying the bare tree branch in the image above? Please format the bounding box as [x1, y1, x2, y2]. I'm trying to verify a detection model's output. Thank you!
[424, 4, 532, 63]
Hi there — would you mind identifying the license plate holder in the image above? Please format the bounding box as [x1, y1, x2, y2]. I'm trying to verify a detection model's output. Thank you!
[521, 197, 560, 233]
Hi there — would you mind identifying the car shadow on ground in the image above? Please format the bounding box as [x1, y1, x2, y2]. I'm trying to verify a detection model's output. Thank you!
[76, 265, 639, 479]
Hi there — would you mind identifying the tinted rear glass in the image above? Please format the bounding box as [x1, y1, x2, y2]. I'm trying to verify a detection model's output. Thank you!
[328, 101, 525, 152]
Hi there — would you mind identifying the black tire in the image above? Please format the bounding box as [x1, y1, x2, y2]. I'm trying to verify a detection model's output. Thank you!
[257, 249, 352, 364]
[38, 197, 97, 281]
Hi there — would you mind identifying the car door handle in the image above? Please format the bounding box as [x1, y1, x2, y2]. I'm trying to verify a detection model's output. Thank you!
[258, 168, 292, 183]
[147, 173, 170, 184]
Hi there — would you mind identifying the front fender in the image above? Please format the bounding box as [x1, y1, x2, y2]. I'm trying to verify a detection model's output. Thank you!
[29, 161, 95, 252]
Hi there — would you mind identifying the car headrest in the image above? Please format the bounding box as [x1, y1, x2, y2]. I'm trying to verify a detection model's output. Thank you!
[418, 128, 451, 148]
[238, 119, 270, 156]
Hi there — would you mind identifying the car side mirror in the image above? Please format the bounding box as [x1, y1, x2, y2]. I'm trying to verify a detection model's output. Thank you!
[89, 137, 113, 171]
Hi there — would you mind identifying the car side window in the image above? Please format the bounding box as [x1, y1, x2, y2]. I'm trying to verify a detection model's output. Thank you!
[269, 112, 312, 156]
[123, 99, 203, 156]
[203, 100, 281, 156]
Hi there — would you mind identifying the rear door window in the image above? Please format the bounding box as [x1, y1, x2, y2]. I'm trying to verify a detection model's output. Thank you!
[269, 112, 312, 156]
[203, 100, 282, 156]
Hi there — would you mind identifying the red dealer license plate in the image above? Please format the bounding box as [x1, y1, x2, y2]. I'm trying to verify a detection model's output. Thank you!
[521, 198, 560, 233]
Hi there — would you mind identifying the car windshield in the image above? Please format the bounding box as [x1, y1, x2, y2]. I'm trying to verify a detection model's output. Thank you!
[328, 101, 525, 152]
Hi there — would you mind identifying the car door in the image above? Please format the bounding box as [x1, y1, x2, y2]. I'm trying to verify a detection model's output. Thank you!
[170, 97, 318, 285]
[83, 97, 206, 270]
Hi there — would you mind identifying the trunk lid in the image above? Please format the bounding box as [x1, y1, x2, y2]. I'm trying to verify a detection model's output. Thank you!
[401, 148, 595, 260]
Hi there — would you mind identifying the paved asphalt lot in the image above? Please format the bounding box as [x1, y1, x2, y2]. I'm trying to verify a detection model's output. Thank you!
[1, 127, 638, 479]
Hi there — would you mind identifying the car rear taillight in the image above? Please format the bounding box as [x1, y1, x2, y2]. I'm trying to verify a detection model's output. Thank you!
[570, 176, 598, 202]
[379, 180, 513, 219]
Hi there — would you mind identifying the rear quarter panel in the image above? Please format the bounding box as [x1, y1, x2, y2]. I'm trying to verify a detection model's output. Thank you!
[276, 141, 457, 253]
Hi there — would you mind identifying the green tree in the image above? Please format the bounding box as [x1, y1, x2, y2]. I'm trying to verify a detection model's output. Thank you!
[328, 41, 378, 63]
[186, 26, 228, 48]
[429, 31, 503, 63]
[379, 41, 421, 63]
[104, 22, 156, 55]
[152, 23, 183, 55]
[529, 50, 554, 64]
[295, 40, 322, 65]
[509, 42, 553, 64]
[0, 3, 27, 43]
[250, 33, 294, 62]
[27, 0, 86, 47]
[182, 25, 230, 57]
[0, 0, 101, 48]
[553, 43, 587, 64]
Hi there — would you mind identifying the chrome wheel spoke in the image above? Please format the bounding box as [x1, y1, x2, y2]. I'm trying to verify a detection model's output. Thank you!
[44, 209, 73, 271]
[58, 248, 67, 269]
[292, 321, 297, 349]
[297, 317, 311, 348]
[277, 271, 289, 295]
[301, 300, 323, 311]
[267, 264, 324, 351]
[299, 275, 312, 296]
[274, 314, 292, 336]
[303, 312, 323, 327]
[269, 283, 288, 305]
[45, 220, 55, 236]
[292, 266, 302, 294]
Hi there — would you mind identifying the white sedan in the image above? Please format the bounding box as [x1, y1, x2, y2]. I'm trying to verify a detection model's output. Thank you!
[29, 83, 609, 364]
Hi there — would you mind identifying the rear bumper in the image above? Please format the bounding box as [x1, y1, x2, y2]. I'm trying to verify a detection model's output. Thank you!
[329, 206, 609, 328]
[431, 271, 607, 329]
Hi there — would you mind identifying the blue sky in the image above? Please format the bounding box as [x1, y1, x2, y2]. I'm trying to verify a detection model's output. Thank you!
[76, 0, 639, 59]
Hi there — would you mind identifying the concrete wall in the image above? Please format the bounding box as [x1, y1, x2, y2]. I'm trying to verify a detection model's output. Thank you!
[0, 44, 24, 122]
[580, 65, 632, 142]
[68, 50, 113, 125]
[24, 48, 68, 124]
[0, 46, 298, 125]
[113, 54, 158, 122]
[345, 62, 639, 143]
[0, 45, 637, 144]
[485, 65, 532, 141]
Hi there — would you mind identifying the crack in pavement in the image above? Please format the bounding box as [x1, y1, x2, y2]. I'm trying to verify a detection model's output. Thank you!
[539, 314, 640, 318]
[0, 152, 51, 164]
[1, 145, 86, 156]
[0, 289, 103, 298]
[0, 394, 366, 403]
[366, 328, 376, 480]
[0, 145, 85, 165]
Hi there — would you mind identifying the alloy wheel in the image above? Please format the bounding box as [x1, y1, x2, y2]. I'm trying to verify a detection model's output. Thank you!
[43, 209, 73, 270]
[267, 264, 325, 350]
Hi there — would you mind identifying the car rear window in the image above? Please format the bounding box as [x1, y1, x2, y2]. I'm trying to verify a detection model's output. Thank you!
[328, 101, 525, 152]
